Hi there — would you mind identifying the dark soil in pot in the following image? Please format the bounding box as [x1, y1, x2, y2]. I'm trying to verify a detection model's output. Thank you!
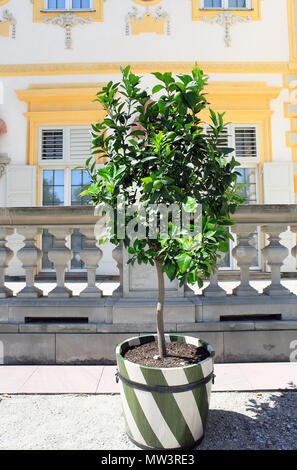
[123, 341, 210, 368]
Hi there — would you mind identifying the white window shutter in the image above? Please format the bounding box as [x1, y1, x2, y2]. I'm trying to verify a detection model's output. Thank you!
[69, 126, 92, 161]
[234, 127, 257, 159]
[41, 129, 63, 161]
[6, 165, 37, 207]
[206, 126, 229, 148]
[263, 162, 294, 204]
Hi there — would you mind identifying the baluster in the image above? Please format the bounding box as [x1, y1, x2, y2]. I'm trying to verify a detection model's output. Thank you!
[262, 224, 290, 296]
[112, 243, 123, 297]
[202, 270, 226, 297]
[17, 227, 43, 297]
[231, 224, 258, 296]
[47, 227, 73, 298]
[0, 228, 14, 298]
[79, 226, 103, 297]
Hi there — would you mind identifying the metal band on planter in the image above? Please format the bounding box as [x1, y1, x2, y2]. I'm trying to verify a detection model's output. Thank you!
[116, 370, 214, 393]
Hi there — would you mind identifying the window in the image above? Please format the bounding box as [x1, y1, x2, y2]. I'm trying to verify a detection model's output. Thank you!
[45, 0, 92, 10]
[41, 168, 92, 270]
[39, 125, 93, 271]
[206, 123, 260, 270]
[42, 169, 64, 206]
[202, 0, 251, 9]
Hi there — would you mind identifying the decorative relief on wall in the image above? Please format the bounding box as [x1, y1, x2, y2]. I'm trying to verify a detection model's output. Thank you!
[202, 12, 251, 47]
[33, 0, 103, 23]
[44, 13, 93, 49]
[192, 0, 261, 21]
[126, 5, 170, 36]
[0, 9, 16, 39]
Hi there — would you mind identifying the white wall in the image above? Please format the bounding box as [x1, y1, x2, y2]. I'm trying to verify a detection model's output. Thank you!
[0, 0, 290, 64]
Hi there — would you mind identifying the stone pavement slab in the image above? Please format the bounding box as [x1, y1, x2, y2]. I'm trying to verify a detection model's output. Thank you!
[0, 362, 296, 394]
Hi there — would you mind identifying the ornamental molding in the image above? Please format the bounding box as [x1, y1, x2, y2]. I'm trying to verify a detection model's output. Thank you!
[34, 0, 104, 23]
[192, 0, 262, 22]
[0, 154, 10, 179]
[133, 0, 162, 5]
[0, 9, 16, 39]
[202, 12, 251, 47]
[126, 6, 170, 36]
[0, 61, 289, 77]
[43, 13, 93, 49]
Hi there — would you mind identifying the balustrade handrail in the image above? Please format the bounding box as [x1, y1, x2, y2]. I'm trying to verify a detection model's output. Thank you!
[1, 204, 297, 227]
[0, 206, 100, 227]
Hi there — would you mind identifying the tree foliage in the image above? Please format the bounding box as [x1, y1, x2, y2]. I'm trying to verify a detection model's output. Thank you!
[82, 65, 244, 288]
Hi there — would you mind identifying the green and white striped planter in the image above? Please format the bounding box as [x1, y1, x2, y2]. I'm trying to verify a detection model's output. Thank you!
[116, 334, 215, 450]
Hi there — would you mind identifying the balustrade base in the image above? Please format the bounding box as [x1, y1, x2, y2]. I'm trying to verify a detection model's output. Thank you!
[232, 285, 259, 297]
[203, 286, 227, 297]
[17, 286, 43, 298]
[112, 286, 123, 297]
[0, 294, 297, 364]
[0, 287, 13, 298]
[48, 286, 73, 298]
[79, 286, 102, 298]
[263, 284, 292, 296]
[0, 317, 296, 364]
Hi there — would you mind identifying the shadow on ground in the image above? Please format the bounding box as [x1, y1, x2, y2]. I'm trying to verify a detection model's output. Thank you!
[197, 389, 297, 450]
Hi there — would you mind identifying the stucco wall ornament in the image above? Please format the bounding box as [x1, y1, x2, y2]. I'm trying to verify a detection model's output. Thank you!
[0, 154, 10, 179]
[43, 13, 93, 49]
[202, 12, 251, 47]
[0, 9, 16, 39]
[126, 6, 170, 36]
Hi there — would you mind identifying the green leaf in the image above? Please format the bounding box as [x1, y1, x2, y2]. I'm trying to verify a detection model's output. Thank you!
[185, 91, 196, 108]
[152, 84, 165, 94]
[218, 241, 229, 252]
[176, 253, 192, 273]
[164, 263, 176, 280]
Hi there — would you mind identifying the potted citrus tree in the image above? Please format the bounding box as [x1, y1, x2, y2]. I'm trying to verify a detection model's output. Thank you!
[82, 65, 244, 449]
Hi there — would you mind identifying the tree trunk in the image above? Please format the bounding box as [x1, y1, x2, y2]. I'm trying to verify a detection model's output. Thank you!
[155, 259, 166, 358]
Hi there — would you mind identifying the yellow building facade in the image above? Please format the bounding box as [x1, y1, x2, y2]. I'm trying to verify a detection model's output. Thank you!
[0, 0, 297, 274]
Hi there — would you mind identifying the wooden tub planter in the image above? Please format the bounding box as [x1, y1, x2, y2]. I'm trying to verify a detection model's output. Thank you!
[116, 334, 215, 450]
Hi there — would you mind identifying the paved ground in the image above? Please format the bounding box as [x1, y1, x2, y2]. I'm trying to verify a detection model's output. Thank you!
[0, 363, 296, 450]
[0, 363, 297, 394]
[0, 391, 296, 450]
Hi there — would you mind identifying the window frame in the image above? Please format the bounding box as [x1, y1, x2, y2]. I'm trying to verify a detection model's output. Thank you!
[40, 166, 97, 272]
[201, 0, 252, 10]
[38, 124, 95, 272]
[204, 122, 261, 270]
[44, 0, 94, 11]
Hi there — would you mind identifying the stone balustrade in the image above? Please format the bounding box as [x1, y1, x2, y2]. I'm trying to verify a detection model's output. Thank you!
[0, 205, 296, 300]
[1, 205, 297, 364]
